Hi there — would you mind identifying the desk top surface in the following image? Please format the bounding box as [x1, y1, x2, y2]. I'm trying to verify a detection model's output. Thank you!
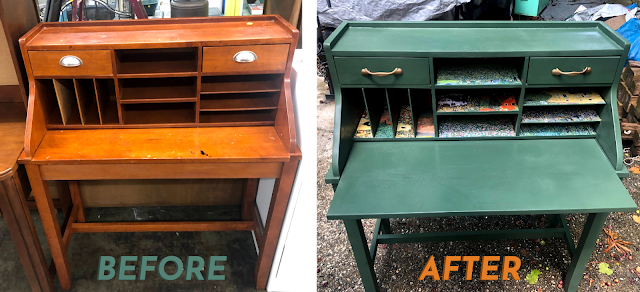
[29, 126, 291, 164]
[327, 139, 637, 220]
[23, 16, 294, 50]
[328, 22, 626, 57]
[0, 103, 26, 179]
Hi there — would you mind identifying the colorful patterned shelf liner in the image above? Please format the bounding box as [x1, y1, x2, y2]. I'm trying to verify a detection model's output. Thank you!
[396, 104, 415, 138]
[437, 93, 518, 112]
[521, 107, 601, 123]
[354, 111, 373, 138]
[519, 123, 596, 136]
[375, 108, 394, 138]
[439, 116, 515, 137]
[416, 112, 435, 138]
[436, 64, 521, 85]
[524, 90, 605, 106]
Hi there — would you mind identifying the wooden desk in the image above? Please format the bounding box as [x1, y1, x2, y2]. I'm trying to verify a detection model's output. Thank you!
[324, 21, 637, 292]
[19, 16, 299, 290]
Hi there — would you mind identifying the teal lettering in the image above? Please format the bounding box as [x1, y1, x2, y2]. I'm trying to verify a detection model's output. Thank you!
[186, 256, 205, 280]
[98, 256, 116, 280]
[139, 256, 157, 280]
[117, 256, 137, 280]
[158, 256, 183, 280]
[207, 256, 227, 280]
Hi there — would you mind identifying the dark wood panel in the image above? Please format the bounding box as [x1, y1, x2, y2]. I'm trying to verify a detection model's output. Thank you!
[0, 85, 23, 103]
[199, 109, 277, 124]
[75, 179, 245, 207]
[201, 74, 283, 94]
[200, 93, 278, 111]
[119, 77, 197, 102]
[122, 103, 195, 124]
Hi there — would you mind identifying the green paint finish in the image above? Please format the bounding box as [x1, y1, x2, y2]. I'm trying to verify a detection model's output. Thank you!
[327, 140, 637, 220]
[344, 219, 380, 292]
[375, 228, 567, 244]
[527, 57, 620, 85]
[564, 213, 608, 291]
[329, 22, 624, 57]
[334, 57, 430, 86]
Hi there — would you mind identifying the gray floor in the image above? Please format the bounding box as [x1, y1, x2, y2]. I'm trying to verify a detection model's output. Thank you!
[0, 206, 260, 291]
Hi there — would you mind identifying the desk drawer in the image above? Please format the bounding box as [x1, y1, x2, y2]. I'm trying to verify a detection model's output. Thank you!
[527, 57, 619, 85]
[334, 57, 430, 86]
[28, 50, 113, 77]
[202, 44, 289, 75]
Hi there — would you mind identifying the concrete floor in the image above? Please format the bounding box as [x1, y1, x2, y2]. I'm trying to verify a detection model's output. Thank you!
[0, 205, 259, 291]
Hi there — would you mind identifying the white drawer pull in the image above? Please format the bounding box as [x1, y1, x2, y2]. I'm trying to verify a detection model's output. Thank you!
[233, 51, 257, 63]
[59, 55, 83, 68]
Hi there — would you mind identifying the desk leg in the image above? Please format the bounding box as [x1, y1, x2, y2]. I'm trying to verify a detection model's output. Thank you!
[68, 181, 85, 223]
[380, 219, 391, 234]
[25, 165, 72, 290]
[255, 160, 299, 290]
[242, 179, 259, 221]
[0, 172, 54, 292]
[344, 219, 380, 292]
[564, 213, 608, 292]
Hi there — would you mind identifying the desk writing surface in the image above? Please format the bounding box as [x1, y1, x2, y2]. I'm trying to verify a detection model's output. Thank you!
[327, 139, 637, 220]
[31, 126, 290, 164]
[330, 24, 623, 57]
[0, 103, 26, 177]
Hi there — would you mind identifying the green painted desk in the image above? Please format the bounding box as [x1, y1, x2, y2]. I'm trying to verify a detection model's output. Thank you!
[324, 21, 637, 292]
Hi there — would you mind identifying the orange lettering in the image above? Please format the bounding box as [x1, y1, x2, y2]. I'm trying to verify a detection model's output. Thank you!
[442, 256, 460, 280]
[418, 256, 440, 281]
[501, 256, 521, 280]
[462, 256, 480, 280]
[480, 256, 500, 280]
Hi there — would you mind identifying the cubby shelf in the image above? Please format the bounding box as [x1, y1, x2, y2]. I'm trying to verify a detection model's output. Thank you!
[436, 110, 519, 115]
[200, 97, 278, 111]
[434, 84, 522, 89]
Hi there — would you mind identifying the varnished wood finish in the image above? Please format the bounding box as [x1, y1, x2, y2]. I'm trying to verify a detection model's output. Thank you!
[255, 160, 300, 288]
[28, 50, 113, 78]
[24, 18, 292, 50]
[0, 103, 26, 179]
[38, 163, 283, 180]
[20, 16, 300, 291]
[71, 221, 255, 233]
[242, 179, 259, 220]
[25, 165, 72, 290]
[272, 19, 299, 153]
[68, 181, 85, 223]
[60, 179, 245, 208]
[31, 127, 290, 164]
[0, 168, 54, 292]
[0, 0, 40, 107]
[0, 85, 23, 103]
[202, 44, 290, 75]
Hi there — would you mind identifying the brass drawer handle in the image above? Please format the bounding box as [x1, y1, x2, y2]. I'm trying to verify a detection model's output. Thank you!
[59, 55, 83, 68]
[551, 67, 592, 76]
[361, 68, 403, 76]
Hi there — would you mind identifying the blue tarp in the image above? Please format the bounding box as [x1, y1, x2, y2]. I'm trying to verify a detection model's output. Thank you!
[617, 18, 640, 61]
